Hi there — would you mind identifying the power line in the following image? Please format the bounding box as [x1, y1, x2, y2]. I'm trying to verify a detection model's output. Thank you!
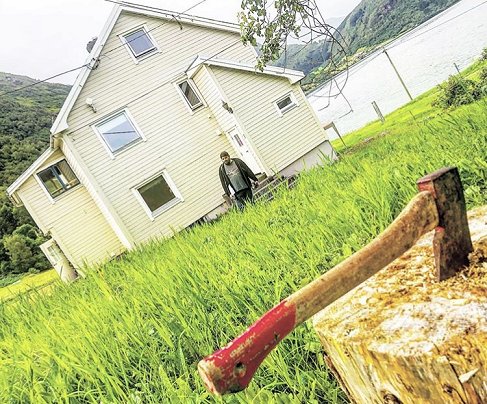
[309, 0, 487, 99]
[0, 64, 90, 97]
[67, 0, 281, 118]
[388, 0, 487, 50]
[65, 38, 243, 133]
[0, 0, 212, 98]
[100, 0, 211, 57]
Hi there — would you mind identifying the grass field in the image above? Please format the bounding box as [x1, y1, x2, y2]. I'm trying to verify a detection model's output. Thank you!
[1, 65, 486, 403]
[0, 269, 58, 302]
[331, 60, 486, 153]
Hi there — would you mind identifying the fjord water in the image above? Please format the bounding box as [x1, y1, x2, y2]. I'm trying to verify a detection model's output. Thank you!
[308, 0, 487, 137]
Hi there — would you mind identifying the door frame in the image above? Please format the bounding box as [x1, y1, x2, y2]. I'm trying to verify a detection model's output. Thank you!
[40, 239, 78, 282]
[225, 125, 264, 174]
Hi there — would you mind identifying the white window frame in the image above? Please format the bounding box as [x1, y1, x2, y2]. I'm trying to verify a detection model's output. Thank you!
[91, 109, 146, 159]
[174, 78, 206, 114]
[274, 92, 299, 117]
[132, 170, 184, 221]
[119, 24, 160, 64]
[35, 157, 81, 204]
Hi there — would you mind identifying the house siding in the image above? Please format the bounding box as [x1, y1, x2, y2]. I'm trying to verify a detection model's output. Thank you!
[210, 66, 330, 173]
[66, 11, 256, 131]
[62, 13, 254, 244]
[192, 66, 236, 132]
[15, 149, 124, 268]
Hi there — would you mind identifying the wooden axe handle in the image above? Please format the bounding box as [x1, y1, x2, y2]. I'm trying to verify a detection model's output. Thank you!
[199, 191, 439, 395]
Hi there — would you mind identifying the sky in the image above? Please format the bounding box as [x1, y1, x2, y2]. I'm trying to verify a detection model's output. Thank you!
[0, 0, 361, 85]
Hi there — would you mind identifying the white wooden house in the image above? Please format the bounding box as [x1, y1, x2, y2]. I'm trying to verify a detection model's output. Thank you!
[7, 4, 335, 281]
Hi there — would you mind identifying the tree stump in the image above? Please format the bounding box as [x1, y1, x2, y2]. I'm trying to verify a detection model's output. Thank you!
[313, 206, 487, 404]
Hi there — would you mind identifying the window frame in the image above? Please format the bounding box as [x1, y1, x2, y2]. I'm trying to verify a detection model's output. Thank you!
[119, 24, 160, 64]
[274, 92, 299, 117]
[132, 170, 184, 221]
[36, 158, 81, 203]
[91, 109, 146, 159]
[174, 79, 205, 114]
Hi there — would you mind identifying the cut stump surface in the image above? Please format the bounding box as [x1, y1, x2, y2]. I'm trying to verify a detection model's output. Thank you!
[313, 206, 487, 404]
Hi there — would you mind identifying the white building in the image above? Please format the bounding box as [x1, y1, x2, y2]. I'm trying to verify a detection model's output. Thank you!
[7, 4, 335, 280]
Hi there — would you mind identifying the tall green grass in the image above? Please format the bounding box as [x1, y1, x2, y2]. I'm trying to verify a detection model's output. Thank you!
[0, 100, 486, 403]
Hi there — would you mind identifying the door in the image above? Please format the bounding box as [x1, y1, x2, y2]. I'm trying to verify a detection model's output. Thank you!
[40, 239, 78, 283]
[227, 127, 262, 174]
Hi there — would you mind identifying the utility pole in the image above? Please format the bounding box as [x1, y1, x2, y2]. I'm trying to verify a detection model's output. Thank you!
[383, 48, 413, 101]
[372, 101, 385, 124]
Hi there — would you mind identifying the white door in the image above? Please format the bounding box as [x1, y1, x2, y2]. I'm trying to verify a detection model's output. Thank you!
[227, 127, 262, 174]
[40, 239, 78, 283]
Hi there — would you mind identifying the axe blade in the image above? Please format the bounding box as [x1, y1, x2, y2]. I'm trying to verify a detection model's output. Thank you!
[417, 167, 473, 281]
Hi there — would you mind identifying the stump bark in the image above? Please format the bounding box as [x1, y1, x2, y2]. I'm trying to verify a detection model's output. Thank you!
[313, 206, 487, 404]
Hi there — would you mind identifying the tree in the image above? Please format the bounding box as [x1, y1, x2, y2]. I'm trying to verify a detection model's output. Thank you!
[3, 224, 49, 274]
[0, 239, 12, 275]
[0, 205, 17, 238]
[239, 0, 347, 72]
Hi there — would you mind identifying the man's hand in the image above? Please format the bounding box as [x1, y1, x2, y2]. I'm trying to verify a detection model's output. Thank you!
[252, 180, 259, 190]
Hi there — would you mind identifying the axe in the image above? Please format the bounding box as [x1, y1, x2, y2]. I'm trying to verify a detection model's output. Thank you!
[198, 167, 474, 395]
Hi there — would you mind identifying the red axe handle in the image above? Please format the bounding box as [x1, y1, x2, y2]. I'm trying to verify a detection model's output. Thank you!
[199, 191, 439, 395]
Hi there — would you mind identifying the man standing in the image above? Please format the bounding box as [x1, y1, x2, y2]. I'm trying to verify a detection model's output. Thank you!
[219, 151, 259, 209]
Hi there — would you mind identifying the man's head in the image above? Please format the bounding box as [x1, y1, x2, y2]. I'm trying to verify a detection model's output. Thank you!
[220, 151, 231, 165]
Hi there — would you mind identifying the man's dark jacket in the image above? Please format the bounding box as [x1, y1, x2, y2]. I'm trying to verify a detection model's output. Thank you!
[219, 158, 258, 196]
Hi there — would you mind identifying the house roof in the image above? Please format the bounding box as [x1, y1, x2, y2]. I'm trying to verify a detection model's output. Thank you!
[7, 147, 56, 197]
[186, 56, 305, 84]
[50, 3, 241, 136]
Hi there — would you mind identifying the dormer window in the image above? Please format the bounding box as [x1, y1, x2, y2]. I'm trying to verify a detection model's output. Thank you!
[121, 26, 158, 62]
[176, 80, 203, 112]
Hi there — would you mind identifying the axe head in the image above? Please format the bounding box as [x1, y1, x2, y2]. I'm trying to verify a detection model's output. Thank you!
[417, 167, 473, 281]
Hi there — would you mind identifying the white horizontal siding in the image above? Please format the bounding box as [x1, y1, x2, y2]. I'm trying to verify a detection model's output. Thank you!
[210, 66, 330, 172]
[68, 79, 236, 245]
[57, 11, 261, 247]
[67, 11, 255, 130]
[16, 149, 124, 268]
[192, 66, 236, 132]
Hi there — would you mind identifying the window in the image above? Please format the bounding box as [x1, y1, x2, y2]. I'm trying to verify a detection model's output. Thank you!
[123, 27, 157, 59]
[135, 172, 183, 219]
[94, 111, 143, 155]
[178, 80, 203, 111]
[274, 93, 298, 116]
[47, 245, 61, 263]
[38, 160, 80, 199]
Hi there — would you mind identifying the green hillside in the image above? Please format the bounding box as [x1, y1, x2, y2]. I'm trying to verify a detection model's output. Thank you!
[0, 73, 70, 281]
[274, 0, 461, 89]
[340, 0, 460, 55]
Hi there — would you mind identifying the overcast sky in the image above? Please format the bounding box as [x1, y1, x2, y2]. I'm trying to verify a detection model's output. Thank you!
[0, 0, 361, 85]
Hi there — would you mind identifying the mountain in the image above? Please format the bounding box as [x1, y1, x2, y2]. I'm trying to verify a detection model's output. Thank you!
[0, 72, 70, 278]
[273, 0, 461, 88]
[338, 0, 460, 56]
[0, 72, 70, 185]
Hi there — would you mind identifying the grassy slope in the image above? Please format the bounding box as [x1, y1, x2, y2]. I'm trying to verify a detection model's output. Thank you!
[0, 69, 486, 403]
[0, 269, 58, 302]
[332, 61, 485, 153]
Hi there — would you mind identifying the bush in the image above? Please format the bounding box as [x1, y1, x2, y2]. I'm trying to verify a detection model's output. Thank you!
[473, 65, 487, 99]
[481, 47, 487, 61]
[2, 224, 49, 274]
[0, 205, 17, 238]
[433, 75, 477, 109]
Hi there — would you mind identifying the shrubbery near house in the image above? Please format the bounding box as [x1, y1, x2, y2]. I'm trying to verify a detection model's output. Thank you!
[0, 224, 48, 276]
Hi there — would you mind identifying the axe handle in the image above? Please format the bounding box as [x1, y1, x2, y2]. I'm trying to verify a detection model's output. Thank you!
[199, 191, 439, 395]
